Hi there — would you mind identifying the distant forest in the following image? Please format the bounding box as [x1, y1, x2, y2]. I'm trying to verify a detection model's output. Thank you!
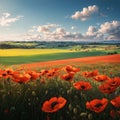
[0, 41, 120, 49]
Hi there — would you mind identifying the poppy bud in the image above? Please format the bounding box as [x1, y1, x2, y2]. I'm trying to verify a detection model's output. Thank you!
[80, 112, 87, 117]
[68, 104, 72, 111]
[73, 108, 77, 114]
[32, 91, 36, 96]
[88, 113, 92, 120]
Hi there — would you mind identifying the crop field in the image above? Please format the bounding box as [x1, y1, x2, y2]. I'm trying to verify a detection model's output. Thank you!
[0, 44, 120, 65]
[0, 49, 72, 56]
[0, 63, 120, 120]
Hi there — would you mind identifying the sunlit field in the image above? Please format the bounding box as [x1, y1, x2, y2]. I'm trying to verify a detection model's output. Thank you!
[0, 49, 72, 56]
[0, 46, 120, 65]
[0, 46, 120, 120]
[0, 63, 120, 120]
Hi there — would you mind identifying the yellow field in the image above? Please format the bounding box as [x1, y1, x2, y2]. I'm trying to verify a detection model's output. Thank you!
[0, 49, 72, 56]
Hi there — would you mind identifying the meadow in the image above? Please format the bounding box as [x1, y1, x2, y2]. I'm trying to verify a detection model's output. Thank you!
[0, 63, 120, 120]
[0, 44, 120, 120]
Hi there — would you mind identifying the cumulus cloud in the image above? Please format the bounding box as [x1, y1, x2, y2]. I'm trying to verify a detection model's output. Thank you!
[0, 12, 23, 26]
[28, 26, 37, 32]
[86, 26, 98, 36]
[85, 21, 120, 40]
[24, 34, 42, 41]
[2, 21, 120, 41]
[55, 28, 66, 34]
[27, 21, 120, 41]
[71, 5, 98, 21]
[37, 23, 60, 33]
[99, 21, 120, 34]
[98, 21, 120, 40]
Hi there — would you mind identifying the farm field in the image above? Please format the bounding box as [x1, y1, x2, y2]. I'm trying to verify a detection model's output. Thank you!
[0, 44, 120, 65]
[20, 54, 120, 70]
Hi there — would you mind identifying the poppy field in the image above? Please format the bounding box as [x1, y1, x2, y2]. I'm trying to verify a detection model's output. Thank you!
[0, 63, 120, 120]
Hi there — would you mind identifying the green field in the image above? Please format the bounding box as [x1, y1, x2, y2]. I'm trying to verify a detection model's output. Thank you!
[0, 45, 120, 65]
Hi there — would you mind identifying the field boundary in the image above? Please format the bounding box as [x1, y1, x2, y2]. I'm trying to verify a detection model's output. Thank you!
[20, 54, 120, 69]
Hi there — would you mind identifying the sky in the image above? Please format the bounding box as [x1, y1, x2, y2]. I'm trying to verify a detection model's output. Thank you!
[0, 0, 120, 41]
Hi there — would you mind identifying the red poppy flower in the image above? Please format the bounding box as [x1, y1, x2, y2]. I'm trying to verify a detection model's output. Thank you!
[98, 83, 116, 94]
[93, 75, 110, 82]
[42, 97, 67, 113]
[106, 77, 120, 88]
[110, 96, 120, 108]
[65, 65, 80, 73]
[12, 73, 31, 83]
[46, 69, 59, 78]
[82, 70, 98, 78]
[0, 70, 10, 79]
[86, 98, 108, 113]
[5, 68, 14, 75]
[27, 71, 40, 80]
[40, 69, 49, 76]
[61, 72, 75, 82]
[73, 81, 92, 90]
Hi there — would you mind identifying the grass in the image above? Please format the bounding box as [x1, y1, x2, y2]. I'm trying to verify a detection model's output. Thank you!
[0, 51, 107, 65]
[0, 48, 120, 65]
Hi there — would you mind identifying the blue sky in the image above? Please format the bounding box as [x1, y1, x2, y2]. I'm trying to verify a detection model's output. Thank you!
[0, 0, 120, 41]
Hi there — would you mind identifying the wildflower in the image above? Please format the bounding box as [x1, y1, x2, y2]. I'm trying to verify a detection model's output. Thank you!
[5, 68, 14, 75]
[42, 97, 67, 113]
[106, 77, 120, 88]
[65, 65, 80, 73]
[86, 98, 108, 113]
[110, 96, 120, 108]
[93, 75, 110, 82]
[82, 70, 98, 78]
[27, 71, 40, 80]
[98, 83, 116, 94]
[73, 81, 92, 90]
[61, 72, 75, 82]
[12, 73, 31, 83]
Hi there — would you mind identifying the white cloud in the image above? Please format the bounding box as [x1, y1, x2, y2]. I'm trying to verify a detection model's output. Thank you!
[55, 28, 66, 34]
[99, 21, 120, 34]
[86, 26, 98, 36]
[26, 21, 120, 41]
[37, 23, 60, 33]
[1, 21, 120, 41]
[0, 12, 23, 26]
[71, 26, 76, 30]
[85, 21, 120, 40]
[99, 21, 120, 40]
[71, 5, 98, 21]
[37, 26, 49, 33]
[24, 34, 42, 41]
[28, 26, 37, 32]
[3, 13, 11, 18]
[0, 33, 25, 41]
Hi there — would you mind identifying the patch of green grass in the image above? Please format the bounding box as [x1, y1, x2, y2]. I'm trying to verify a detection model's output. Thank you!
[0, 51, 107, 65]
